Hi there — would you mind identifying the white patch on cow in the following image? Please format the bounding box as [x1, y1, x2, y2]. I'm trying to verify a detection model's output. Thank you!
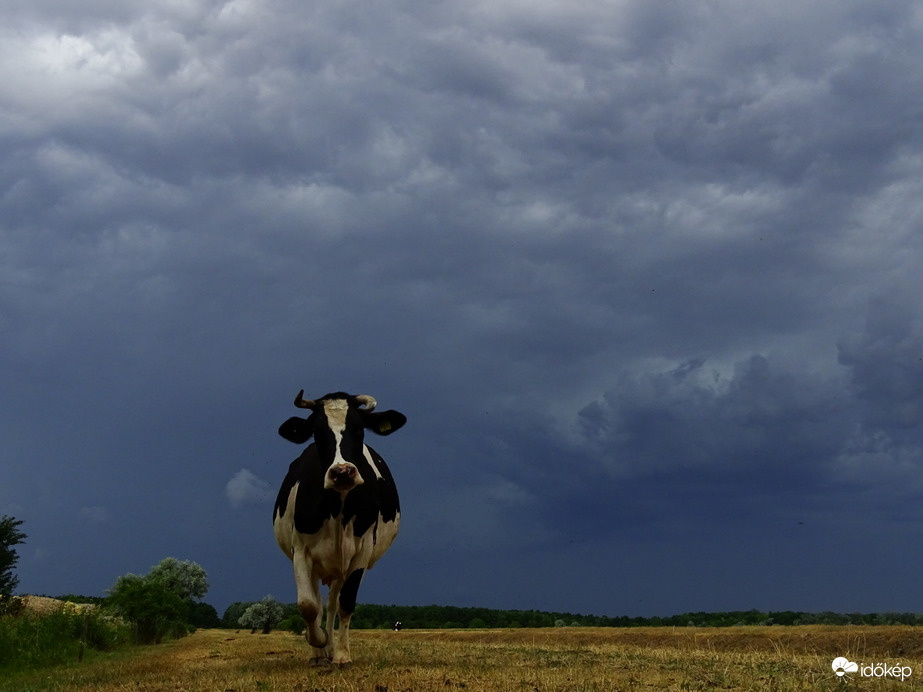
[363, 448, 384, 478]
[322, 399, 364, 490]
[322, 399, 349, 449]
[273, 483, 300, 558]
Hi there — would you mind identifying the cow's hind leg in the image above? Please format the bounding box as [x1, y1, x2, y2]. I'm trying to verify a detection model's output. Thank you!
[330, 568, 364, 667]
[293, 550, 329, 664]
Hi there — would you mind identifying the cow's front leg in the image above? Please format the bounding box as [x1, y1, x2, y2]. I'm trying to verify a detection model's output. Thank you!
[293, 549, 329, 664]
[324, 582, 342, 664]
[331, 568, 364, 667]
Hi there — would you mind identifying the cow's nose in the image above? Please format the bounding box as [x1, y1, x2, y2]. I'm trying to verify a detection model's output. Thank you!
[331, 465, 357, 485]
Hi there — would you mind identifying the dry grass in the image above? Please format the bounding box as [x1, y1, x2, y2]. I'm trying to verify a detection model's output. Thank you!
[3, 626, 922, 692]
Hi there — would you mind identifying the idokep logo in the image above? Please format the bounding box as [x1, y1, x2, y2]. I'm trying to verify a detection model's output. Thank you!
[832, 656, 913, 681]
[832, 657, 858, 677]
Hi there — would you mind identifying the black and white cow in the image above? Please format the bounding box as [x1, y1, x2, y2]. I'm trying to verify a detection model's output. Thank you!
[273, 390, 406, 667]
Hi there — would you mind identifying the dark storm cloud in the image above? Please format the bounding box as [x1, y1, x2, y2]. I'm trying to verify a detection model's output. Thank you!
[840, 298, 923, 430]
[2, 0, 923, 615]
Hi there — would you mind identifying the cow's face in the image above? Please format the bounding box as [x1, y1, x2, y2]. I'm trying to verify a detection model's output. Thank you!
[278, 391, 406, 492]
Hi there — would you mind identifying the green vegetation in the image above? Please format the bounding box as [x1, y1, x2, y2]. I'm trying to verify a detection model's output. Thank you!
[349, 605, 923, 629]
[238, 595, 285, 633]
[0, 516, 26, 598]
[145, 557, 209, 601]
[0, 551, 215, 676]
[0, 601, 132, 674]
[105, 574, 189, 644]
[219, 601, 923, 630]
[105, 557, 212, 644]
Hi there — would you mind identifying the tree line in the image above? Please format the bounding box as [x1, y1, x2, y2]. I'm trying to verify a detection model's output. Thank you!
[217, 601, 923, 631]
[6, 513, 923, 646]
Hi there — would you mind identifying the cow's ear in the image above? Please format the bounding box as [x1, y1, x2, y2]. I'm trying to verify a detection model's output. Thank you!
[365, 410, 407, 436]
[279, 415, 314, 444]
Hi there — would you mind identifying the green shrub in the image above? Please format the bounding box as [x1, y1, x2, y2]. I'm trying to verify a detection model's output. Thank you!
[0, 607, 131, 673]
[278, 614, 306, 635]
[106, 575, 187, 644]
[0, 595, 25, 618]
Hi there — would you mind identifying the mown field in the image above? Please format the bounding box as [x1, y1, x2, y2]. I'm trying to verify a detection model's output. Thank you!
[2, 626, 922, 692]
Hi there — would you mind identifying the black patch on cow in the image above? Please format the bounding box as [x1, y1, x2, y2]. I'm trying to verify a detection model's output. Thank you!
[274, 445, 343, 535]
[339, 568, 364, 614]
[362, 410, 407, 436]
[279, 415, 314, 444]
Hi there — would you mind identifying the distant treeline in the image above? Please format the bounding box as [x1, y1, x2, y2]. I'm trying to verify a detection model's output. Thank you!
[218, 602, 923, 630]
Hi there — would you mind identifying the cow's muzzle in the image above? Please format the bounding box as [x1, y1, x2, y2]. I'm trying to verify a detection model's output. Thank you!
[325, 463, 363, 491]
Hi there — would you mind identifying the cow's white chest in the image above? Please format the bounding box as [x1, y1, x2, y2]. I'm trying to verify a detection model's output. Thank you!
[310, 513, 376, 583]
[275, 480, 377, 582]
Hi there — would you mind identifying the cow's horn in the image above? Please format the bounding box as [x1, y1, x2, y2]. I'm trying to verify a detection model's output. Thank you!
[294, 390, 315, 409]
[355, 395, 377, 411]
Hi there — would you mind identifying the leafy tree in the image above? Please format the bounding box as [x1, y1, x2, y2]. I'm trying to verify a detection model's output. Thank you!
[146, 557, 209, 601]
[239, 595, 285, 634]
[106, 574, 187, 644]
[188, 601, 221, 629]
[0, 515, 26, 597]
[105, 558, 211, 643]
[221, 601, 252, 629]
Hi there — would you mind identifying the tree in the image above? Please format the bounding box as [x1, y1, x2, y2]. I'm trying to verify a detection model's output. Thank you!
[221, 602, 252, 629]
[146, 558, 209, 601]
[188, 601, 221, 629]
[105, 558, 211, 643]
[239, 595, 285, 634]
[106, 574, 187, 644]
[0, 515, 26, 597]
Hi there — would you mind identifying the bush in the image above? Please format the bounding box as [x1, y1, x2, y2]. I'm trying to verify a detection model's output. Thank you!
[106, 575, 187, 644]
[0, 595, 25, 618]
[278, 614, 306, 635]
[0, 607, 132, 673]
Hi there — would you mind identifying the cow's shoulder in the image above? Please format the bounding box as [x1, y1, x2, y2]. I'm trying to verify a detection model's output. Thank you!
[367, 446, 400, 521]
[273, 446, 314, 519]
[340, 446, 400, 538]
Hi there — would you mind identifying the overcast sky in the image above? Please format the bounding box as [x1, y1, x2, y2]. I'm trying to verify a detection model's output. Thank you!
[3, 0, 923, 619]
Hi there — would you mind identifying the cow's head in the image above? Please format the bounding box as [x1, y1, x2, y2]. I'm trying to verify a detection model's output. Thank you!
[278, 390, 406, 492]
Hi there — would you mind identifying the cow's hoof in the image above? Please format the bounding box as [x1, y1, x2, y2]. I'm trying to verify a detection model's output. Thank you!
[308, 657, 331, 667]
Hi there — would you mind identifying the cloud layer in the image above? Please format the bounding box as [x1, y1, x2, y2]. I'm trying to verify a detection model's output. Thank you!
[2, 0, 922, 616]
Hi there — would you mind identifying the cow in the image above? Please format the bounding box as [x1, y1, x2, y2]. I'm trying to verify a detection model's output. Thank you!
[273, 390, 406, 667]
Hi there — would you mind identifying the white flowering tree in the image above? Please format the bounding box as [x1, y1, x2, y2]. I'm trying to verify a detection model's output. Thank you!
[239, 595, 285, 634]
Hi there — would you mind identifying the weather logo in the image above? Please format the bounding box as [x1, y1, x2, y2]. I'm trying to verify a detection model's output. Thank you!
[832, 657, 912, 681]
[832, 657, 858, 677]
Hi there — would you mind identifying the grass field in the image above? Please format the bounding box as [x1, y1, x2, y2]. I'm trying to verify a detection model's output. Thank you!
[2, 626, 921, 691]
